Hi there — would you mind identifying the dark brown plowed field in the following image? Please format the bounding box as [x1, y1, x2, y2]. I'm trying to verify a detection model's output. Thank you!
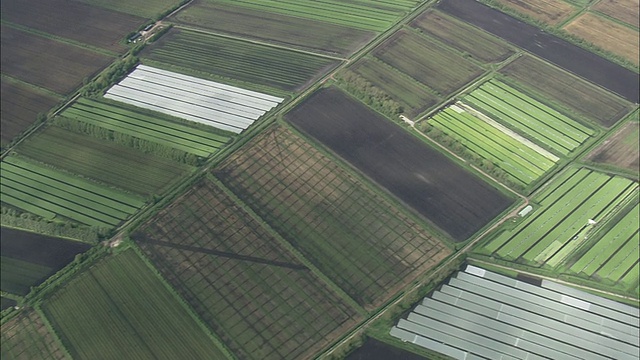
[1, 0, 145, 53]
[587, 121, 640, 173]
[439, 0, 640, 103]
[285, 87, 512, 242]
[1, 26, 113, 95]
[0, 80, 60, 146]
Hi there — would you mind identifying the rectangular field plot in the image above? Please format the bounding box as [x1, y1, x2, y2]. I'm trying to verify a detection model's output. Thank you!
[0, 25, 114, 95]
[75, 0, 183, 19]
[142, 28, 340, 93]
[593, 0, 639, 27]
[285, 87, 513, 242]
[463, 80, 595, 156]
[105, 65, 283, 133]
[42, 250, 228, 360]
[215, 125, 453, 309]
[1, 227, 91, 296]
[481, 167, 639, 277]
[169, 1, 375, 56]
[0, 156, 145, 228]
[500, 55, 634, 128]
[373, 30, 484, 96]
[411, 10, 514, 63]
[15, 126, 191, 196]
[587, 121, 640, 173]
[57, 98, 232, 158]
[133, 179, 361, 360]
[1, 309, 69, 360]
[493, 0, 577, 25]
[0, 79, 61, 147]
[427, 102, 558, 188]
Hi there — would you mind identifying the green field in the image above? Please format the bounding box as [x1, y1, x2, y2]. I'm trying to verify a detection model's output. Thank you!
[210, 0, 419, 31]
[428, 103, 558, 187]
[1, 256, 52, 296]
[463, 80, 595, 156]
[42, 250, 228, 360]
[343, 57, 439, 117]
[134, 178, 361, 360]
[0, 156, 144, 228]
[412, 10, 514, 63]
[1, 309, 69, 360]
[215, 126, 451, 310]
[57, 98, 231, 158]
[142, 28, 340, 92]
[374, 30, 483, 96]
[500, 55, 634, 128]
[16, 125, 192, 195]
[480, 168, 638, 281]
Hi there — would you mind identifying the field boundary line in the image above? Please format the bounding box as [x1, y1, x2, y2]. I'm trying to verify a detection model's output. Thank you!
[33, 306, 74, 360]
[205, 174, 368, 316]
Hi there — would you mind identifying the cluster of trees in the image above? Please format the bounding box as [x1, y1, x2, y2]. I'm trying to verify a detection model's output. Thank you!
[419, 121, 523, 191]
[81, 55, 139, 97]
[54, 117, 203, 166]
[1, 207, 107, 243]
[337, 71, 404, 119]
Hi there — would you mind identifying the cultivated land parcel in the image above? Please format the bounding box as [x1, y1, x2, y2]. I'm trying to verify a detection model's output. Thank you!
[1, 0, 638, 359]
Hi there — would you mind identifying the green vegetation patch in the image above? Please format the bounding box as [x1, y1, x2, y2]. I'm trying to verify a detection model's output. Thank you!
[215, 126, 452, 310]
[1, 256, 52, 296]
[142, 28, 340, 92]
[463, 80, 595, 156]
[374, 30, 484, 96]
[0, 156, 144, 228]
[42, 249, 228, 360]
[1, 309, 70, 360]
[15, 125, 192, 195]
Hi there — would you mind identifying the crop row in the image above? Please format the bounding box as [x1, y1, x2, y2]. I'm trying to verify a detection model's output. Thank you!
[144, 29, 339, 92]
[430, 106, 555, 186]
[1, 156, 143, 228]
[62, 98, 230, 157]
[1, 309, 68, 360]
[464, 80, 593, 156]
[215, 0, 418, 31]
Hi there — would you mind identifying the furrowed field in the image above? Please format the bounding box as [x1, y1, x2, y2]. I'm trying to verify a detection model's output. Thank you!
[500, 55, 634, 128]
[462, 80, 595, 157]
[411, 10, 514, 63]
[0, 79, 60, 147]
[1, 0, 145, 54]
[75, 0, 184, 19]
[373, 30, 483, 96]
[215, 125, 452, 309]
[593, 0, 639, 27]
[142, 28, 340, 93]
[169, 0, 376, 56]
[15, 125, 193, 196]
[133, 178, 362, 360]
[492, 0, 577, 25]
[478, 167, 639, 292]
[1, 309, 69, 360]
[0, 25, 113, 95]
[586, 120, 640, 174]
[42, 250, 229, 360]
[57, 98, 232, 159]
[563, 12, 640, 67]
[0, 156, 145, 228]
[424, 101, 559, 188]
[1, 227, 90, 296]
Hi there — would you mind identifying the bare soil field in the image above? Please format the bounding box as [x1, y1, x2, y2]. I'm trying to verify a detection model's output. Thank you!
[500, 55, 634, 128]
[1, 0, 145, 53]
[1, 79, 60, 146]
[285, 87, 513, 242]
[439, 0, 639, 103]
[586, 121, 639, 173]
[494, 0, 576, 25]
[564, 12, 639, 67]
[1, 26, 113, 95]
[168, 0, 375, 56]
[134, 179, 362, 359]
[593, 0, 639, 28]
[215, 124, 451, 309]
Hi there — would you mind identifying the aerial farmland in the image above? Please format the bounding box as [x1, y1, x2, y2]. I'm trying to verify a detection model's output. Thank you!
[1, 0, 638, 359]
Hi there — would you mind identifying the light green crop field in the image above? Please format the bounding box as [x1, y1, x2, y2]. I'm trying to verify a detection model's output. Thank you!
[0, 156, 144, 228]
[464, 80, 595, 156]
[42, 250, 229, 360]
